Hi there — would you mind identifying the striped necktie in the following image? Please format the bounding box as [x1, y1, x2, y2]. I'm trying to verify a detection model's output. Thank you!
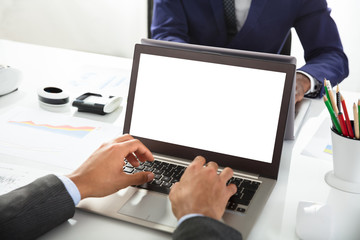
[223, 0, 237, 40]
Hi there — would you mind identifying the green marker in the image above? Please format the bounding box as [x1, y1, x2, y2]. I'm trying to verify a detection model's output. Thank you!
[324, 96, 342, 134]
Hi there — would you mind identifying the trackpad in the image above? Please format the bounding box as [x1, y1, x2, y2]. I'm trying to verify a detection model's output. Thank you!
[118, 189, 177, 228]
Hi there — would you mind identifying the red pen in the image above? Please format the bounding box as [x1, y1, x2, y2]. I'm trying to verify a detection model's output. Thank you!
[341, 94, 355, 138]
[338, 112, 349, 137]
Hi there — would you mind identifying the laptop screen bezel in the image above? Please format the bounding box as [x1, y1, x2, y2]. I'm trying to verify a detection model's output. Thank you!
[123, 44, 295, 180]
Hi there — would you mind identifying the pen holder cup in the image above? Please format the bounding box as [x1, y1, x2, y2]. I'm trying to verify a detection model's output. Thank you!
[325, 122, 360, 193]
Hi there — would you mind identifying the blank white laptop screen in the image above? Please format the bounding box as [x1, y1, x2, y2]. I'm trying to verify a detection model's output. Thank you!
[130, 53, 286, 164]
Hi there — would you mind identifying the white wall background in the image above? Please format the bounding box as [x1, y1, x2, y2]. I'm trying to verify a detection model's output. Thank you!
[0, 0, 359, 91]
[0, 0, 148, 58]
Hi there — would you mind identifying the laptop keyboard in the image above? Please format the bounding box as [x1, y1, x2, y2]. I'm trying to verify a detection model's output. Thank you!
[123, 159, 261, 213]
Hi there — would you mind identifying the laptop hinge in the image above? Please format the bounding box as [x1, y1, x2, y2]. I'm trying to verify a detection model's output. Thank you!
[152, 153, 191, 167]
[231, 170, 259, 180]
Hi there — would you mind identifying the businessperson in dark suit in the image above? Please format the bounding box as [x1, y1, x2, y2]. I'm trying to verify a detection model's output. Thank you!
[0, 135, 242, 240]
[151, 0, 349, 103]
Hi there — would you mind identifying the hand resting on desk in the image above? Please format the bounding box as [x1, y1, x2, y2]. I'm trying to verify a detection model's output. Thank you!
[295, 72, 311, 103]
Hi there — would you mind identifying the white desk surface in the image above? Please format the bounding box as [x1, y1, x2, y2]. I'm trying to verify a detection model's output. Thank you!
[1, 39, 359, 240]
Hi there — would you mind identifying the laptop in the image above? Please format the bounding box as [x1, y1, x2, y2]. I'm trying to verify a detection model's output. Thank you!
[78, 43, 295, 238]
[141, 38, 311, 140]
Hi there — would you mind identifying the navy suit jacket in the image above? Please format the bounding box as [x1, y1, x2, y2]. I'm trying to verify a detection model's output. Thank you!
[151, 0, 349, 96]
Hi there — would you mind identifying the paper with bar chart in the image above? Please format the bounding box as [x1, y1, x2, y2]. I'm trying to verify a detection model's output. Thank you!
[7, 120, 96, 138]
[0, 107, 122, 170]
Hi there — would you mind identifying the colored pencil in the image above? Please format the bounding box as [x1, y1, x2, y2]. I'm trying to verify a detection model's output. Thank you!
[341, 94, 355, 138]
[338, 112, 348, 136]
[336, 85, 341, 113]
[358, 99, 360, 137]
[324, 79, 331, 107]
[324, 96, 342, 134]
[326, 81, 339, 115]
[354, 103, 360, 139]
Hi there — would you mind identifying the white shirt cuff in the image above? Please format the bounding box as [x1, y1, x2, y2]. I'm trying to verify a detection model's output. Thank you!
[57, 175, 81, 206]
[177, 213, 204, 226]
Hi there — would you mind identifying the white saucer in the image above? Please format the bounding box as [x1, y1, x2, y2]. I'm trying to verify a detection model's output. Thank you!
[325, 171, 360, 194]
[39, 101, 70, 113]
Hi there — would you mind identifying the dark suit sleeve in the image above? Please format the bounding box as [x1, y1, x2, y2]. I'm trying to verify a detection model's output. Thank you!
[151, 0, 189, 42]
[173, 216, 242, 240]
[0, 174, 75, 240]
[295, 0, 348, 96]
